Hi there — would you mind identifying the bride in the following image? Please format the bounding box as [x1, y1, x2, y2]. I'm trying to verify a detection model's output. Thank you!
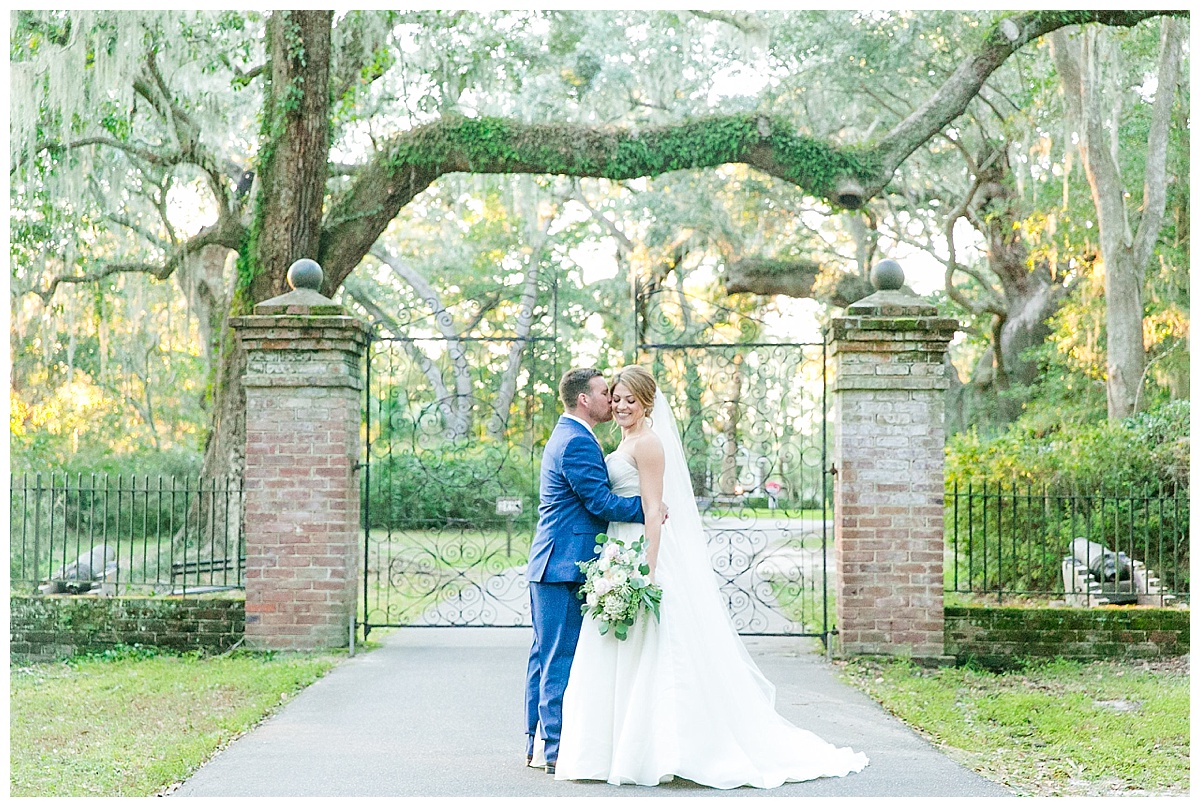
[554, 365, 868, 788]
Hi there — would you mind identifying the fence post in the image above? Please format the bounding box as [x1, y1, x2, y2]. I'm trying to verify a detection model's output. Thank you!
[829, 260, 958, 662]
[230, 260, 369, 651]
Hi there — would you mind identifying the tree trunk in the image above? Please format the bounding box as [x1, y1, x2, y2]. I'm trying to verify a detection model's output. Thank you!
[251, 10, 332, 301]
[976, 149, 1058, 388]
[181, 11, 332, 562]
[718, 355, 744, 496]
[178, 245, 233, 371]
[1102, 249, 1146, 418]
[489, 222, 552, 441]
[1050, 20, 1183, 419]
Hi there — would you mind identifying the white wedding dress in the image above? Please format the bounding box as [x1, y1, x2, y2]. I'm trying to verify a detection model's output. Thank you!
[554, 392, 868, 788]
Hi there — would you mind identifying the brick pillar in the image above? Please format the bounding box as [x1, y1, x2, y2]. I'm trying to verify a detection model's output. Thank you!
[830, 260, 958, 661]
[230, 260, 368, 650]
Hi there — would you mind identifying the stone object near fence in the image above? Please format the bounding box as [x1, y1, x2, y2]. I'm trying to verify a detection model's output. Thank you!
[39, 545, 118, 595]
[1062, 538, 1173, 608]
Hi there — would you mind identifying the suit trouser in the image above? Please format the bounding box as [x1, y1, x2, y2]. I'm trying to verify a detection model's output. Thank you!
[525, 580, 584, 764]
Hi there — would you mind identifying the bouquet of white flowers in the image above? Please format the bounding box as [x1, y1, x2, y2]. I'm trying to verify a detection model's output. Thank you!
[576, 533, 663, 640]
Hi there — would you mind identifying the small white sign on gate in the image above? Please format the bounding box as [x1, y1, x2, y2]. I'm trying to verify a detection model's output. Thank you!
[495, 497, 523, 516]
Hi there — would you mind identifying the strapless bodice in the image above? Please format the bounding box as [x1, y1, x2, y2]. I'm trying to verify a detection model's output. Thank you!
[605, 453, 641, 497]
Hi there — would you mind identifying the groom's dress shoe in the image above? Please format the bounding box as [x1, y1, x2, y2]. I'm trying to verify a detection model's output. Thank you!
[545, 762, 556, 775]
[526, 755, 534, 767]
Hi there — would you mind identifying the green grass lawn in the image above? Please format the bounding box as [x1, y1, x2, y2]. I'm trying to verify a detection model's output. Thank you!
[838, 654, 1190, 796]
[10, 647, 341, 797]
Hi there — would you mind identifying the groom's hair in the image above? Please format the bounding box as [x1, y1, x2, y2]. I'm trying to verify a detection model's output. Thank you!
[560, 368, 602, 411]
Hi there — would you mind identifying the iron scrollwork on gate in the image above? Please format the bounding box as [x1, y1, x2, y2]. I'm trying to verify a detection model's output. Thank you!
[636, 283, 833, 638]
[361, 334, 556, 633]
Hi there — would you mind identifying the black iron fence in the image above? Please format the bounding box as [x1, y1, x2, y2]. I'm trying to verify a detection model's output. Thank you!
[9, 473, 244, 596]
[946, 481, 1189, 605]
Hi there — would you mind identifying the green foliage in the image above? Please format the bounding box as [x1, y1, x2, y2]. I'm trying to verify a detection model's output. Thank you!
[10, 267, 209, 473]
[365, 446, 537, 531]
[75, 641, 165, 663]
[947, 399, 1189, 491]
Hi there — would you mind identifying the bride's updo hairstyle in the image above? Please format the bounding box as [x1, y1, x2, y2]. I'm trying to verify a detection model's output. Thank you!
[609, 365, 656, 417]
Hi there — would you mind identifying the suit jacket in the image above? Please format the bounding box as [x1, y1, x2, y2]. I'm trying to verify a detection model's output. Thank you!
[527, 416, 645, 583]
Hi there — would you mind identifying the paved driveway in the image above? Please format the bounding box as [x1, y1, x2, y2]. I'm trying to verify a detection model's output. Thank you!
[173, 628, 1010, 797]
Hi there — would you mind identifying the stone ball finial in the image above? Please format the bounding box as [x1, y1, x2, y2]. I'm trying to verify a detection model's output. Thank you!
[287, 259, 323, 291]
[870, 259, 905, 291]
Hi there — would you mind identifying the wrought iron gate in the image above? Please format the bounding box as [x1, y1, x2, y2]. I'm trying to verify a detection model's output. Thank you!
[635, 284, 833, 639]
[360, 332, 558, 634]
[361, 284, 832, 641]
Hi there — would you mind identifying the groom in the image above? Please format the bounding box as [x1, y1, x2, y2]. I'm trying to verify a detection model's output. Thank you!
[524, 368, 646, 775]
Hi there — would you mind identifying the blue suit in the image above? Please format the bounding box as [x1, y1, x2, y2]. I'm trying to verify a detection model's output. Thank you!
[525, 416, 643, 764]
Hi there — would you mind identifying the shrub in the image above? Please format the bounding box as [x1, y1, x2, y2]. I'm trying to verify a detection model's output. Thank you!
[945, 400, 1190, 596]
[947, 400, 1189, 492]
[364, 443, 537, 532]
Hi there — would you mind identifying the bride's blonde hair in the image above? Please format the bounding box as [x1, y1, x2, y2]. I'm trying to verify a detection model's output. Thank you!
[609, 365, 656, 416]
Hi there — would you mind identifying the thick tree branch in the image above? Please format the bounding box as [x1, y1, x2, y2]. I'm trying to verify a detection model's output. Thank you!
[944, 173, 1007, 318]
[722, 258, 874, 308]
[319, 114, 868, 286]
[688, 10, 769, 38]
[874, 10, 1175, 195]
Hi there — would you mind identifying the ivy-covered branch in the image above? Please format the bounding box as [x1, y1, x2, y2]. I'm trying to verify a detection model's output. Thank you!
[319, 114, 867, 286]
[318, 7, 1180, 292]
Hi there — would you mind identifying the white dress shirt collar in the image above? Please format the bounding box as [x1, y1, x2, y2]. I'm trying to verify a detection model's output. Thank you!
[562, 412, 597, 439]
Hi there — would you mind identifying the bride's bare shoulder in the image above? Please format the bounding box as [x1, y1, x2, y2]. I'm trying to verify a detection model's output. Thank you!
[632, 429, 664, 459]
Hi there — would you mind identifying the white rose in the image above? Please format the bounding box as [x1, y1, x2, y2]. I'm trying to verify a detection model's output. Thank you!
[586, 591, 599, 608]
[593, 578, 612, 597]
[597, 557, 611, 572]
[611, 569, 628, 586]
[603, 542, 621, 560]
